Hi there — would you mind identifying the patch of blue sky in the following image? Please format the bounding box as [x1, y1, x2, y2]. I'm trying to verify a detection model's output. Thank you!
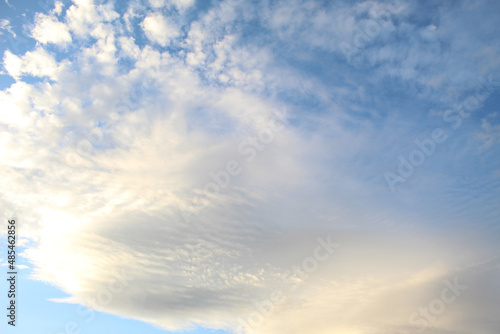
[0, 74, 16, 89]
[0, 276, 231, 334]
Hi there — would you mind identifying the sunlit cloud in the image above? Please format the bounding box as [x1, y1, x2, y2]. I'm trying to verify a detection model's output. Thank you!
[1, 0, 499, 333]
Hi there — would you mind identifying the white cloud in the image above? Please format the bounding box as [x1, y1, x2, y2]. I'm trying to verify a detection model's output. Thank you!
[2, 51, 22, 78]
[66, 0, 119, 37]
[148, 0, 196, 10]
[31, 13, 72, 45]
[170, 0, 196, 10]
[0, 82, 35, 129]
[2, 1, 500, 334]
[52, 1, 64, 15]
[141, 13, 179, 46]
[149, 0, 165, 8]
[0, 19, 15, 37]
[118, 36, 141, 59]
[3, 48, 66, 80]
[476, 113, 500, 152]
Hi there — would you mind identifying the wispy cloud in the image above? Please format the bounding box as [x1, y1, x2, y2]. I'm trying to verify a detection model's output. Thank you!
[1, 0, 499, 333]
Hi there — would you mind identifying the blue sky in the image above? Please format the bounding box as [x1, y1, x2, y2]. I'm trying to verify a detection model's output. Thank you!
[0, 0, 499, 333]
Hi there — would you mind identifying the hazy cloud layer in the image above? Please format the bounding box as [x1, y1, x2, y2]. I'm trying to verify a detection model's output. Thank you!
[1, 0, 500, 333]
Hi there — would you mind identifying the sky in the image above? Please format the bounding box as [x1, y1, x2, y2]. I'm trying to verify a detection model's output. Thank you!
[0, 0, 499, 333]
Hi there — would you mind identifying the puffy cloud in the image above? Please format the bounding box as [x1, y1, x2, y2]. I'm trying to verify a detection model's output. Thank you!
[118, 36, 141, 59]
[52, 1, 65, 15]
[66, 0, 119, 37]
[2, 48, 67, 80]
[141, 13, 179, 46]
[31, 13, 72, 45]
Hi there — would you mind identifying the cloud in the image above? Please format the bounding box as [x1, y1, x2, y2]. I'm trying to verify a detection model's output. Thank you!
[30, 13, 72, 45]
[66, 0, 119, 37]
[476, 113, 500, 152]
[52, 1, 65, 15]
[148, 0, 196, 11]
[1, 0, 500, 333]
[141, 13, 179, 46]
[0, 19, 16, 37]
[2, 48, 67, 80]
[171, 0, 196, 10]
